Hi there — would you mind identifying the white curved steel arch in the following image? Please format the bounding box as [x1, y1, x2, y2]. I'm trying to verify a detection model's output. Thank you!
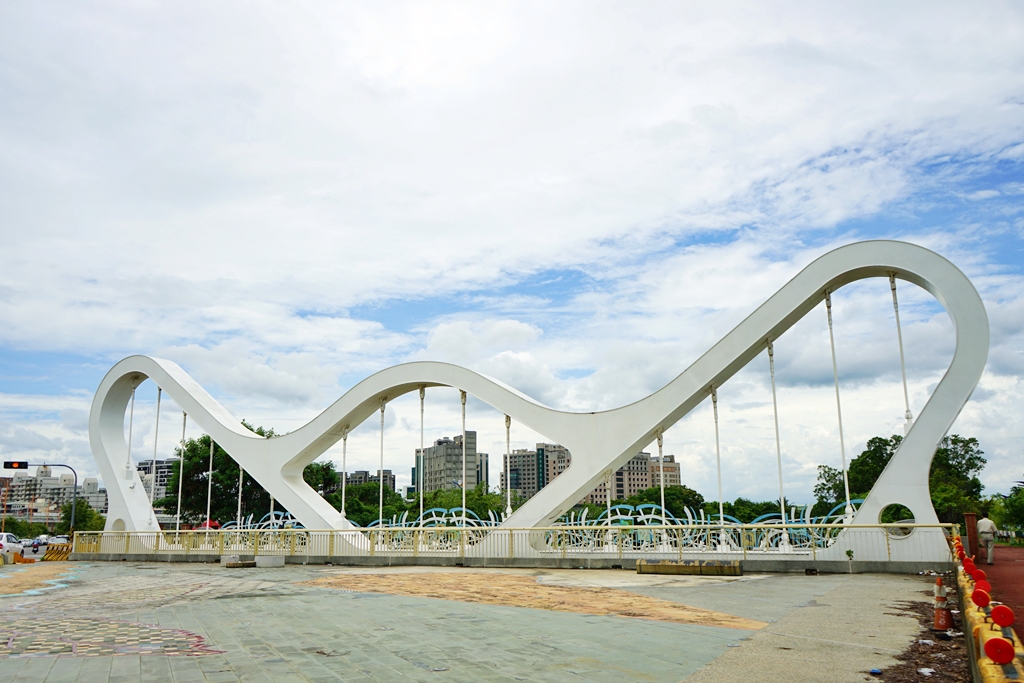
[90, 240, 988, 534]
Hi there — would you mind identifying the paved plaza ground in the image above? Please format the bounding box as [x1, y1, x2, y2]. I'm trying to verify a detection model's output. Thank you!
[0, 561, 941, 682]
[982, 544, 1024, 618]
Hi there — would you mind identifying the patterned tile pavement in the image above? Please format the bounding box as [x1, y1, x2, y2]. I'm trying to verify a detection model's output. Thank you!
[0, 562, 918, 682]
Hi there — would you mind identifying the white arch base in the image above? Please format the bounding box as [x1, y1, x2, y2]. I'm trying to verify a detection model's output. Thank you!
[90, 241, 987, 563]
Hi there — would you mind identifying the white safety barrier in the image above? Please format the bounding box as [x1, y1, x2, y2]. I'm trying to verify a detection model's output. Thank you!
[72, 522, 956, 565]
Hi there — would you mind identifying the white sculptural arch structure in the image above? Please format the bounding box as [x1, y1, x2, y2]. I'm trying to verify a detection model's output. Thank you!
[90, 240, 989, 537]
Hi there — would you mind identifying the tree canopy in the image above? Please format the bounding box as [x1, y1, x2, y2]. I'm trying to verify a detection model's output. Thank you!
[57, 500, 105, 534]
[154, 422, 280, 526]
[151, 421, 991, 530]
[612, 485, 705, 520]
[995, 474, 1024, 530]
[812, 434, 986, 523]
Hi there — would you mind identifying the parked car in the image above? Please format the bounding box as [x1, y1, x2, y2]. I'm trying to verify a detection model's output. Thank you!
[49, 535, 70, 545]
[0, 532, 23, 563]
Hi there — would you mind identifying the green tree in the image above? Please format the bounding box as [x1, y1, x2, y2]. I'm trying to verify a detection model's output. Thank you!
[1000, 476, 1024, 530]
[812, 464, 846, 517]
[848, 435, 903, 495]
[324, 482, 408, 527]
[2, 518, 49, 538]
[303, 461, 340, 495]
[56, 500, 105, 534]
[154, 422, 278, 527]
[703, 497, 790, 523]
[414, 484, 510, 522]
[625, 485, 705, 520]
[812, 433, 987, 523]
[929, 435, 986, 522]
[813, 435, 903, 517]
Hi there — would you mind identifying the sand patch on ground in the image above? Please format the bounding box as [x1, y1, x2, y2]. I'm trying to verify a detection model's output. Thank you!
[304, 571, 766, 630]
[0, 561, 75, 595]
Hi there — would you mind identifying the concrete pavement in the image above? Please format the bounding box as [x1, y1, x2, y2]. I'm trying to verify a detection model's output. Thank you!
[0, 562, 933, 682]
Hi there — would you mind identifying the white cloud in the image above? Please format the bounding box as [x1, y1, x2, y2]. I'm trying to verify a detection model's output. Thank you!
[1, 3, 1023, 502]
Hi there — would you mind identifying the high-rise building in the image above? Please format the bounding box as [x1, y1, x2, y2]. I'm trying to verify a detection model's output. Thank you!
[1, 467, 109, 522]
[345, 470, 396, 491]
[650, 455, 681, 487]
[476, 451, 489, 490]
[496, 443, 684, 507]
[583, 452, 681, 505]
[500, 447, 545, 500]
[137, 458, 180, 502]
[413, 431, 488, 493]
[583, 452, 651, 504]
[542, 443, 571, 487]
[81, 478, 108, 514]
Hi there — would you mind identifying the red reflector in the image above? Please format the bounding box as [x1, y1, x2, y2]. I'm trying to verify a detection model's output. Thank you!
[991, 605, 1015, 628]
[984, 637, 1015, 665]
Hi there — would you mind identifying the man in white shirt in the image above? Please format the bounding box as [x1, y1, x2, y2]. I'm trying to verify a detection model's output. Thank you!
[977, 512, 998, 565]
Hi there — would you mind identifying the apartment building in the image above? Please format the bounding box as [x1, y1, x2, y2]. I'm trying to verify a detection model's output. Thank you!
[412, 432, 488, 493]
[346, 470, 397, 491]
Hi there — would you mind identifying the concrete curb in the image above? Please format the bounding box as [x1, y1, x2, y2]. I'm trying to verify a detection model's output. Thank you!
[68, 552, 952, 574]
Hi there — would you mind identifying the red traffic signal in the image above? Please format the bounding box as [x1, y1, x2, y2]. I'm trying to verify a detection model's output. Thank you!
[3, 461, 29, 469]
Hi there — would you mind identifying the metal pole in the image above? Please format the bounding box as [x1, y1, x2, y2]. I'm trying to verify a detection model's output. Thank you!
[340, 427, 348, 519]
[504, 415, 512, 517]
[70, 466, 77, 536]
[206, 438, 214, 528]
[712, 386, 724, 546]
[148, 387, 162, 526]
[460, 390, 467, 526]
[657, 430, 665, 520]
[419, 386, 425, 523]
[378, 398, 386, 527]
[176, 413, 186, 531]
[767, 339, 789, 546]
[825, 291, 854, 520]
[890, 274, 914, 434]
[126, 378, 138, 476]
[606, 470, 612, 520]
[236, 466, 244, 527]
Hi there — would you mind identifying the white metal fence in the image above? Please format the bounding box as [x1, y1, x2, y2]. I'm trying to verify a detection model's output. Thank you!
[73, 523, 956, 563]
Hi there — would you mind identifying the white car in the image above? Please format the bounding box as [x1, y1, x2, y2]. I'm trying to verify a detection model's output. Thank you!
[0, 532, 23, 563]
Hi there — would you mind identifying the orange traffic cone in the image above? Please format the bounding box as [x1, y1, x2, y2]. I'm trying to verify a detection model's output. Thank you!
[934, 578, 953, 630]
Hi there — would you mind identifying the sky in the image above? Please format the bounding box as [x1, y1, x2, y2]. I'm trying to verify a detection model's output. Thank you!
[1, 2, 1022, 510]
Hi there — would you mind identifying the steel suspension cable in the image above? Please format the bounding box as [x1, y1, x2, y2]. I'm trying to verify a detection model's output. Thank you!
[825, 291, 854, 520]
[767, 339, 789, 545]
[205, 438, 214, 528]
[126, 378, 138, 476]
[460, 390, 467, 526]
[657, 430, 665, 520]
[606, 470, 612, 522]
[340, 427, 348, 519]
[148, 387, 162, 526]
[176, 412, 186, 531]
[712, 386, 724, 545]
[378, 398, 386, 528]
[419, 386, 425, 524]
[890, 274, 913, 433]
[504, 415, 512, 517]
[236, 465, 244, 528]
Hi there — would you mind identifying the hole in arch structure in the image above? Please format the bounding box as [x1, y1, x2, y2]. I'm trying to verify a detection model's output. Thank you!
[89, 240, 987, 561]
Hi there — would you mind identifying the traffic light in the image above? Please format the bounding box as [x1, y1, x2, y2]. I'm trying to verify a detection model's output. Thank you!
[3, 461, 29, 469]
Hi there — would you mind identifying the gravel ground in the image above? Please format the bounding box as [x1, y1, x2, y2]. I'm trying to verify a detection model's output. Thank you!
[877, 573, 969, 683]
